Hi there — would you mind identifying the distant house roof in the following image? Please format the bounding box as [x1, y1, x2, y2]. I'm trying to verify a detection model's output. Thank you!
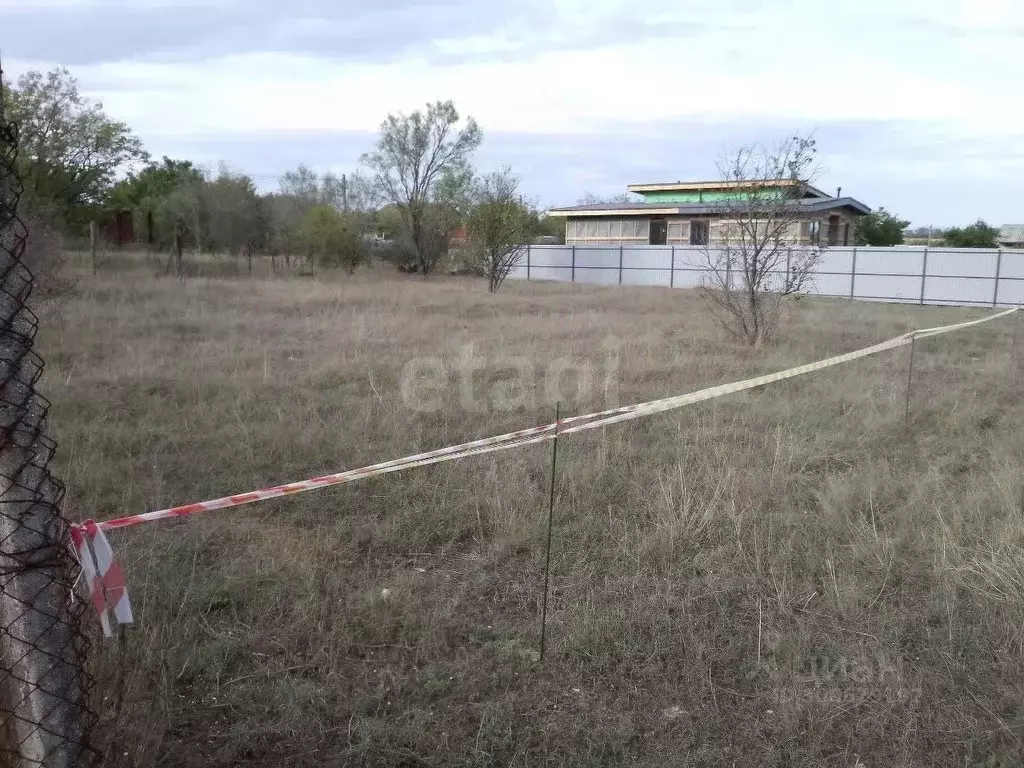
[626, 179, 832, 200]
[547, 197, 871, 217]
[999, 225, 1024, 244]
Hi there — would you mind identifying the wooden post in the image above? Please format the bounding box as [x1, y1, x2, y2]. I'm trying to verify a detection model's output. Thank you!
[571, 245, 576, 283]
[670, 246, 675, 288]
[618, 245, 623, 285]
[89, 221, 97, 275]
[174, 227, 183, 276]
[526, 244, 531, 280]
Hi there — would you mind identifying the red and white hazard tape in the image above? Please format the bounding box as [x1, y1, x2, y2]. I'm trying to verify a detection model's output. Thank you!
[69, 307, 1018, 635]
[70, 521, 133, 637]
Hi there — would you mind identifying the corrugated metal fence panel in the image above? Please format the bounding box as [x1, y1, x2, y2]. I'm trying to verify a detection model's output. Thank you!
[623, 246, 674, 270]
[574, 247, 619, 270]
[513, 245, 1024, 307]
[818, 248, 855, 274]
[997, 250, 1024, 305]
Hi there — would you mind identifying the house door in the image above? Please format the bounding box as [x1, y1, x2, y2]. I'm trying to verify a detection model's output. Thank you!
[828, 215, 840, 246]
[649, 218, 668, 245]
[690, 220, 710, 246]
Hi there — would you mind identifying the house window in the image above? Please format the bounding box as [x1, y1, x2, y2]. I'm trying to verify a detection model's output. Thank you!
[805, 220, 820, 245]
[690, 220, 710, 246]
[649, 218, 668, 245]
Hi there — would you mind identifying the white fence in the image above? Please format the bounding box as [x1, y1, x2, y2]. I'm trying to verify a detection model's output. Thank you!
[509, 245, 1024, 307]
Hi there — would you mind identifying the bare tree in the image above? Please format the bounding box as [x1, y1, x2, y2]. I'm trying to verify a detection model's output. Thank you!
[361, 101, 481, 275]
[576, 192, 634, 206]
[467, 168, 534, 293]
[699, 134, 822, 346]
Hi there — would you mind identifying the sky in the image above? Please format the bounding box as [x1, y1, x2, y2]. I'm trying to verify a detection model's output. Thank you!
[2, 0, 1022, 227]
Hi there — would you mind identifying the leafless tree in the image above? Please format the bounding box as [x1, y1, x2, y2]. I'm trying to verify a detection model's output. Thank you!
[361, 101, 481, 276]
[699, 134, 823, 346]
[467, 168, 534, 293]
[576, 192, 635, 206]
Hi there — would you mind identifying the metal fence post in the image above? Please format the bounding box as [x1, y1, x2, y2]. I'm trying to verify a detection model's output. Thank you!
[618, 245, 623, 285]
[786, 247, 792, 286]
[994, 248, 1003, 307]
[920, 247, 929, 305]
[670, 246, 675, 288]
[850, 247, 857, 299]
[0, 58, 95, 767]
[571, 245, 576, 283]
[526, 244, 531, 281]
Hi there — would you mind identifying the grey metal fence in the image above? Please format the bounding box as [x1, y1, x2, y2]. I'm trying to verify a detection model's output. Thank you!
[512, 245, 1024, 307]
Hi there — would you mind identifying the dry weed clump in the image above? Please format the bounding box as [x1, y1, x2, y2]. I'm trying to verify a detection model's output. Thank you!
[36, 262, 1024, 767]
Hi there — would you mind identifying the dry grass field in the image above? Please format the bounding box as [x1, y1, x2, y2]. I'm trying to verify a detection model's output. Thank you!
[37, 257, 1024, 766]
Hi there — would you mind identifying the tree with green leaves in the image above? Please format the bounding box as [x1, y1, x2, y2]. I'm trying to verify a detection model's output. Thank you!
[855, 208, 909, 246]
[109, 156, 205, 245]
[361, 101, 481, 275]
[299, 205, 364, 273]
[204, 168, 263, 257]
[2, 67, 145, 228]
[944, 219, 1000, 248]
[468, 168, 535, 292]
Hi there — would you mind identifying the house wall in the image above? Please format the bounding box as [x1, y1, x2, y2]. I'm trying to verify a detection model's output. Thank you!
[640, 189, 786, 204]
[566, 212, 859, 247]
[565, 217, 650, 244]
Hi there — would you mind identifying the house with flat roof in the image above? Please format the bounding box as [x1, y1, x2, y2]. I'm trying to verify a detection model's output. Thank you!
[548, 179, 871, 247]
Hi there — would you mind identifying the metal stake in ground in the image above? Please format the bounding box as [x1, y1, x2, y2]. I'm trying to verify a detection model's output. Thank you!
[904, 336, 916, 427]
[539, 402, 560, 663]
[1011, 305, 1021, 369]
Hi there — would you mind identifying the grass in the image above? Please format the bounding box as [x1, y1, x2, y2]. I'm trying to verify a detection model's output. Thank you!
[38, 255, 1024, 766]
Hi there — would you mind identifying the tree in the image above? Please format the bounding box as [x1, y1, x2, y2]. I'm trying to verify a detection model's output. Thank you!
[153, 176, 207, 256]
[3, 68, 145, 228]
[699, 134, 823, 346]
[299, 205, 364, 273]
[204, 168, 263, 257]
[467, 168, 535, 292]
[944, 219, 999, 248]
[109, 156, 205, 245]
[361, 101, 482, 275]
[530, 212, 566, 243]
[576, 192, 634, 206]
[856, 207, 909, 246]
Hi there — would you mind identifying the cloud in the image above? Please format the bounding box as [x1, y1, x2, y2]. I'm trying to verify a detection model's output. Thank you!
[2, 0, 1022, 227]
[145, 117, 1024, 226]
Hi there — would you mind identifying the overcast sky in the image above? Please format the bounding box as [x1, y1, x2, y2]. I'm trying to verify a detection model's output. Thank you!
[3, 0, 1022, 226]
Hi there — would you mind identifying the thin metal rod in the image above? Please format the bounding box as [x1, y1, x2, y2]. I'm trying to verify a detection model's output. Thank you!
[1011, 304, 1021, 368]
[904, 336, 916, 426]
[539, 402, 560, 663]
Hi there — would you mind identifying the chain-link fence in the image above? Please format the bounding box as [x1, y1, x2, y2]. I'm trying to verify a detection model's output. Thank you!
[0, 63, 97, 767]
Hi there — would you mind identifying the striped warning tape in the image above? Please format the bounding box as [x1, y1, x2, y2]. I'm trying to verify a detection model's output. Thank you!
[69, 306, 1018, 634]
[80, 305, 1019, 534]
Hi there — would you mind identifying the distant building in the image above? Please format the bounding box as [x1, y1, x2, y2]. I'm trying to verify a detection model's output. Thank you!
[548, 179, 870, 247]
[999, 225, 1024, 248]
